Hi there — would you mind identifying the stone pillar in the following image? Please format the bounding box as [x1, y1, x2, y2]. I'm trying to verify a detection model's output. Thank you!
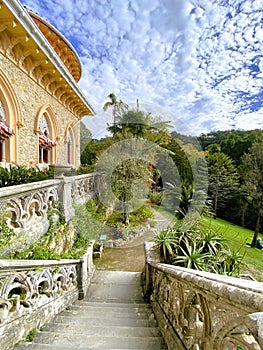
[57, 175, 75, 222]
[77, 244, 95, 300]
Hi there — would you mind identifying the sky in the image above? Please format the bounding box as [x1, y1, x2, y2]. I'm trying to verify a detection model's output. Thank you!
[19, 0, 263, 138]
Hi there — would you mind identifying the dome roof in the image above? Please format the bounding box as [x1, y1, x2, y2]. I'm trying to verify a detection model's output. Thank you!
[28, 10, 82, 82]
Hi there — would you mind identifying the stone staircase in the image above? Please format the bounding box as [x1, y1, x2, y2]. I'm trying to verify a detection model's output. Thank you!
[17, 270, 167, 349]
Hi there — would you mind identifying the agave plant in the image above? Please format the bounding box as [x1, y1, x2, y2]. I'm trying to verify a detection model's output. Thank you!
[200, 229, 227, 256]
[173, 237, 211, 271]
[215, 249, 244, 276]
[153, 228, 178, 263]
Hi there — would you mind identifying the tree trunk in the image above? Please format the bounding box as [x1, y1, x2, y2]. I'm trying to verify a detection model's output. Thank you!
[251, 208, 262, 247]
[122, 194, 129, 225]
[240, 202, 248, 227]
[213, 186, 219, 219]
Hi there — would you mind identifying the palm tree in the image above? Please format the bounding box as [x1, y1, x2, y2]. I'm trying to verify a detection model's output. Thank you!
[103, 93, 128, 126]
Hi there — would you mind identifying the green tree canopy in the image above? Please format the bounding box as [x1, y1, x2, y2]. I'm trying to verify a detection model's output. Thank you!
[103, 93, 128, 125]
[240, 140, 263, 247]
[207, 152, 239, 217]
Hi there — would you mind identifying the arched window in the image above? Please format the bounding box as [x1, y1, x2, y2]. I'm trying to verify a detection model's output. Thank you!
[0, 70, 21, 165]
[0, 99, 15, 163]
[67, 130, 72, 164]
[38, 114, 56, 164]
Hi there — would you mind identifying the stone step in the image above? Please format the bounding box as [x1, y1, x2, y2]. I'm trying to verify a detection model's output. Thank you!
[75, 300, 152, 310]
[43, 322, 161, 337]
[60, 308, 151, 320]
[16, 271, 167, 350]
[87, 286, 144, 303]
[51, 314, 157, 327]
[19, 332, 167, 349]
[87, 271, 144, 302]
[90, 271, 142, 285]
[60, 303, 152, 318]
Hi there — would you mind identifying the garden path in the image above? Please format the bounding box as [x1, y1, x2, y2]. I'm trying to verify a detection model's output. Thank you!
[94, 208, 171, 272]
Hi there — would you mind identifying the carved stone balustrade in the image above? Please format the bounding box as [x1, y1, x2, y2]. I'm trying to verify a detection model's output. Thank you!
[70, 173, 97, 205]
[0, 179, 61, 253]
[143, 242, 263, 350]
[0, 243, 95, 350]
[0, 179, 60, 230]
[0, 173, 97, 253]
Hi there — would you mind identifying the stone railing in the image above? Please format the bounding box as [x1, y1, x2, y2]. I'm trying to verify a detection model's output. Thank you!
[0, 244, 95, 350]
[0, 173, 97, 252]
[60, 173, 97, 220]
[0, 179, 60, 230]
[143, 242, 263, 350]
[71, 173, 97, 204]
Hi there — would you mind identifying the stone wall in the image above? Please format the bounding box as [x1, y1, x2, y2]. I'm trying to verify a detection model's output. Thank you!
[0, 244, 95, 350]
[143, 242, 263, 350]
[0, 54, 80, 167]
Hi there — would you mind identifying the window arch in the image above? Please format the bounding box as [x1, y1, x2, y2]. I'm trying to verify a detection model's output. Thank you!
[65, 122, 77, 166]
[0, 70, 21, 164]
[35, 105, 58, 165]
[66, 129, 73, 164]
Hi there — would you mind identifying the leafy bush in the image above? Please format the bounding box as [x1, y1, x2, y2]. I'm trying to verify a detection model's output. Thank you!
[77, 164, 95, 174]
[0, 218, 17, 254]
[148, 190, 163, 206]
[72, 202, 105, 247]
[85, 199, 106, 222]
[154, 228, 178, 263]
[105, 204, 154, 227]
[0, 165, 53, 187]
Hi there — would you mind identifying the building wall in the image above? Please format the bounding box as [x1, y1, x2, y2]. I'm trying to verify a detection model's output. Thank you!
[0, 53, 80, 167]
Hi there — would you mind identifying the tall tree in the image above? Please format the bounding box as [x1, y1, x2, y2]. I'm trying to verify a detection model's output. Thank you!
[103, 93, 128, 126]
[220, 131, 257, 164]
[206, 152, 239, 218]
[240, 140, 263, 247]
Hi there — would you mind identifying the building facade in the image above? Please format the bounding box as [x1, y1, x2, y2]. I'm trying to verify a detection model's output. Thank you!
[0, 0, 95, 168]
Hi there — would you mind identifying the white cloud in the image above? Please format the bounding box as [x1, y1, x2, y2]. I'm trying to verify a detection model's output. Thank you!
[20, 0, 263, 136]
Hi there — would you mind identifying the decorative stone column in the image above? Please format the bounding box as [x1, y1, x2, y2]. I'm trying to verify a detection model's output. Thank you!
[56, 175, 75, 222]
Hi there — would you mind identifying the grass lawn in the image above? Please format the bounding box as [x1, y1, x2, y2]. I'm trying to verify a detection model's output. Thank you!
[201, 216, 263, 280]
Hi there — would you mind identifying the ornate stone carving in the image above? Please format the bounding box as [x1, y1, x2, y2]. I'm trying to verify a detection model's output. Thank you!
[144, 243, 263, 350]
[0, 265, 77, 325]
[0, 186, 58, 229]
[72, 174, 95, 203]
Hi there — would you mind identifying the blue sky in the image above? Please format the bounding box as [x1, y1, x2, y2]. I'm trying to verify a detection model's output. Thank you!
[20, 0, 263, 137]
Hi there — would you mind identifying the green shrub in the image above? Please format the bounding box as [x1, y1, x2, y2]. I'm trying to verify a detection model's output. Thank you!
[85, 199, 105, 222]
[77, 164, 95, 174]
[0, 165, 53, 187]
[25, 328, 37, 342]
[104, 204, 154, 227]
[0, 219, 17, 254]
[154, 228, 178, 263]
[148, 190, 163, 206]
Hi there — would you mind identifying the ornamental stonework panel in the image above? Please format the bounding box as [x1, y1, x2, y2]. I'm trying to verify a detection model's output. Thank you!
[0, 186, 58, 230]
[0, 265, 77, 325]
[147, 266, 263, 350]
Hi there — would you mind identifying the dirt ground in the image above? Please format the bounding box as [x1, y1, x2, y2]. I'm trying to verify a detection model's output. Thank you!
[94, 208, 171, 272]
[94, 245, 146, 272]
